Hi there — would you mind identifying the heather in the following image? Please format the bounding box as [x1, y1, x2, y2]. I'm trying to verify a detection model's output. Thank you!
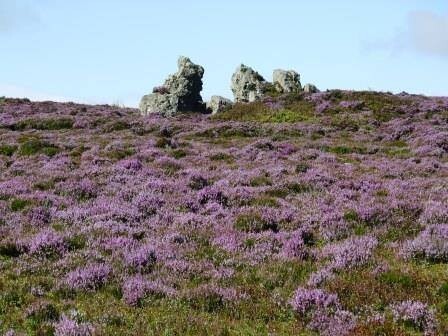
[0, 91, 447, 335]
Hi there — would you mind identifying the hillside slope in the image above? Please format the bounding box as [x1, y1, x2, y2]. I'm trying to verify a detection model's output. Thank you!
[0, 91, 447, 335]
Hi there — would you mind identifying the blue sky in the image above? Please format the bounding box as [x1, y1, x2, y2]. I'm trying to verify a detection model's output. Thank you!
[0, 0, 447, 107]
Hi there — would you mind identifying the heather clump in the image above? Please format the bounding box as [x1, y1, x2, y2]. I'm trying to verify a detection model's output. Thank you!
[401, 224, 448, 262]
[53, 314, 94, 336]
[63, 263, 111, 291]
[391, 300, 437, 334]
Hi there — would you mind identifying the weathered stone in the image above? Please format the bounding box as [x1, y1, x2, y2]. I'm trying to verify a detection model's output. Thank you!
[273, 69, 301, 93]
[206, 96, 233, 114]
[303, 83, 320, 93]
[140, 56, 205, 116]
[231, 64, 269, 103]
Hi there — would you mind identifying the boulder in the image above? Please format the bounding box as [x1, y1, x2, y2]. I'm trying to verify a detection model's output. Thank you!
[231, 64, 269, 103]
[303, 83, 320, 93]
[273, 69, 301, 93]
[206, 96, 233, 114]
[140, 56, 205, 116]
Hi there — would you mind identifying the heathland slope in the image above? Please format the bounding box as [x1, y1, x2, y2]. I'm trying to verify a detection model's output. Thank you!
[0, 91, 447, 335]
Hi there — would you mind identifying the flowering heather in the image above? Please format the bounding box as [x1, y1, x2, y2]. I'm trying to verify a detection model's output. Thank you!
[122, 275, 176, 306]
[308, 308, 357, 336]
[28, 229, 66, 257]
[289, 287, 340, 315]
[320, 235, 378, 270]
[391, 300, 437, 334]
[53, 314, 94, 336]
[0, 92, 447, 334]
[63, 263, 111, 291]
[401, 224, 448, 262]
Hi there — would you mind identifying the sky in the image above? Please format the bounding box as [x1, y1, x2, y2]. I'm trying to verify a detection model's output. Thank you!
[0, 0, 447, 107]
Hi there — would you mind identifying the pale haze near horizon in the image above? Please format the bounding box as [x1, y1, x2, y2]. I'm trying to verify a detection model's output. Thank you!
[0, 0, 447, 107]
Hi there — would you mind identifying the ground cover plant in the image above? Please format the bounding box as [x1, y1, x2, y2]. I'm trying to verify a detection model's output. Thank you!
[0, 91, 447, 335]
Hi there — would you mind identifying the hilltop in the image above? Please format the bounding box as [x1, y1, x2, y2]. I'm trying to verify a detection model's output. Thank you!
[0, 90, 447, 335]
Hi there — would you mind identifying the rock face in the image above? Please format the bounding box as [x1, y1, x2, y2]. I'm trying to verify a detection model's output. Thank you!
[303, 83, 320, 93]
[206, 96, 233, 114]
[231, 64, 269, 103]
[273, 69, 301, 93]
[140, 56, 205, 116]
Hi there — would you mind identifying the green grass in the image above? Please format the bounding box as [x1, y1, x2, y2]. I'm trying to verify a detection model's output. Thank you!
[18, 137, 60, 157]
[106, 147, 135, 160]
[209, 152, 235, 163]
[0, 144, 18, 156]
[10, 198, 32, 212]
[12, 117, 74, 131]
[213, 99, 315, 123]
[170, 149, 188, 159]
[234, 212, 278, 233]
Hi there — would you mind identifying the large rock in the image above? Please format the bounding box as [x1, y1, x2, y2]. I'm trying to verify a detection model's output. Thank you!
[206, 95, 233, 114]
[303, 83, 320, 93]
[273, 69, 301, 93]
[140, 56, 205, 116]
[231, 64, 269, 103]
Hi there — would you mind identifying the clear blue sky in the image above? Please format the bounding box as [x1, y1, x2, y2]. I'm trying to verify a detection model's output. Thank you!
[1, 0, 447, 106]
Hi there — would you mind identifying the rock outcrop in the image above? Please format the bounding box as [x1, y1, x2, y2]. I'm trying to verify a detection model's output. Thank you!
[140, 56, 205, 116]
[273, 69, 301, 93]
[231, 64, 269, 103]
[303, 83, 320, 93]
[206, 95, 233, 114]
